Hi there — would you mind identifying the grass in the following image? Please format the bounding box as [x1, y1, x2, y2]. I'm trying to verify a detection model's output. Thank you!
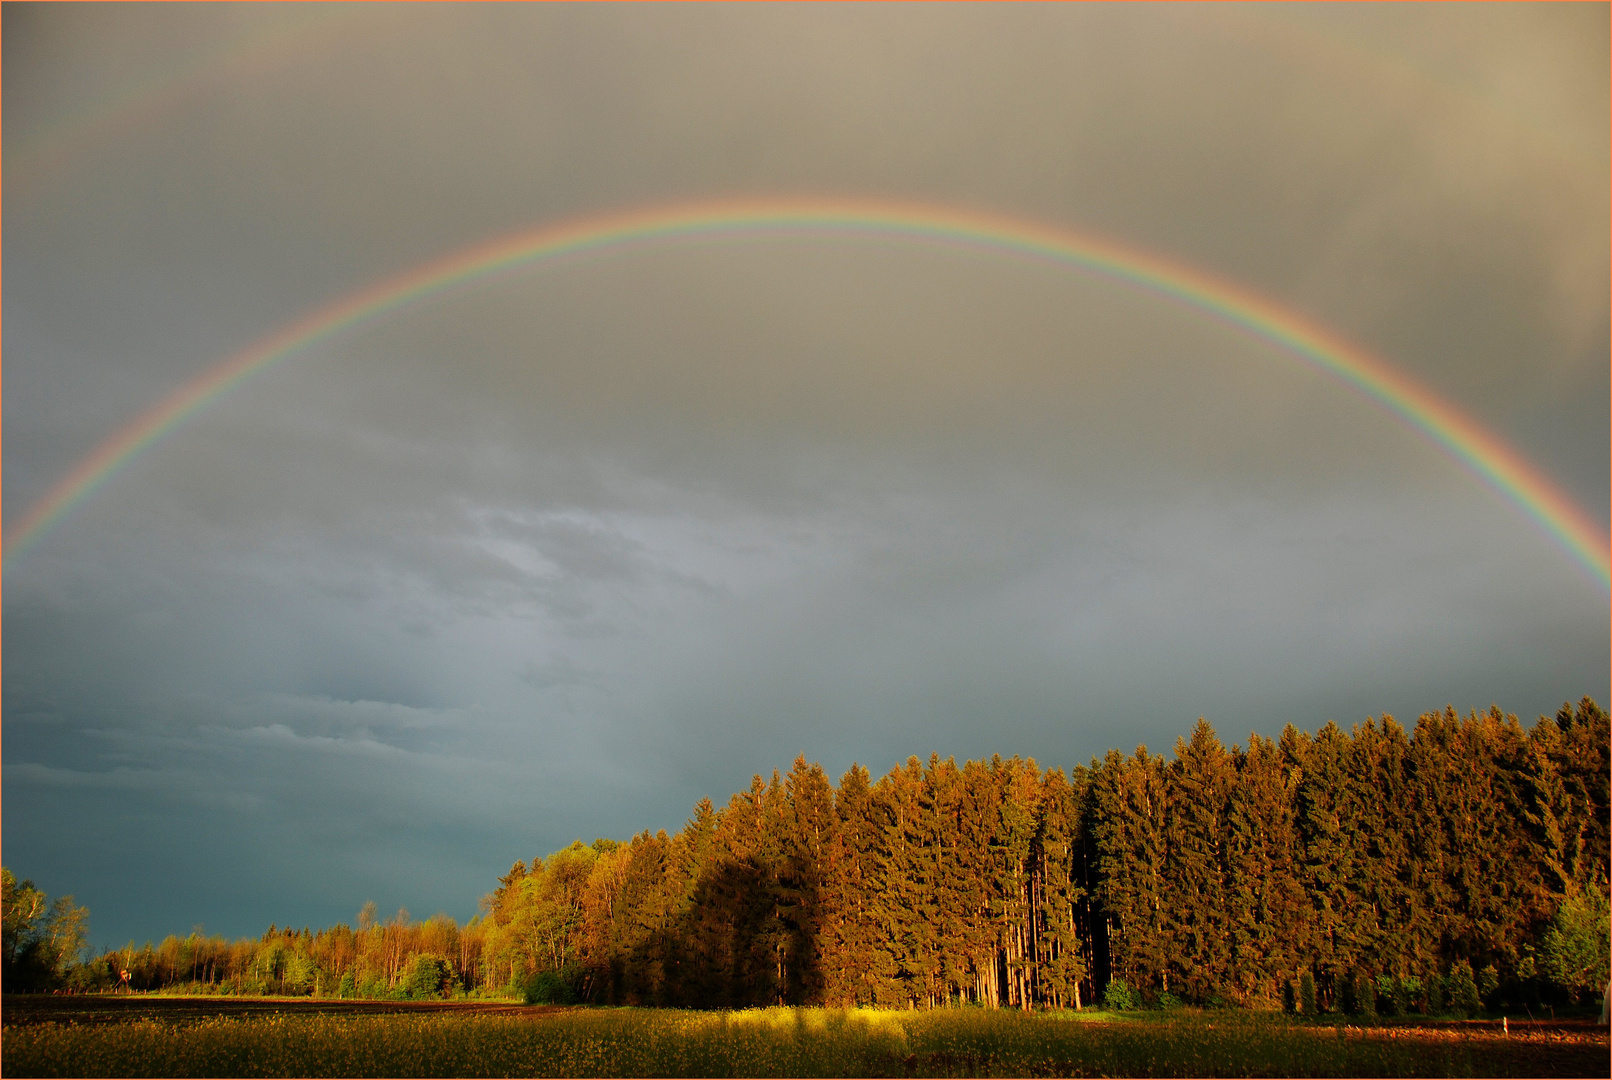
[3, 1001, 1607, 1077]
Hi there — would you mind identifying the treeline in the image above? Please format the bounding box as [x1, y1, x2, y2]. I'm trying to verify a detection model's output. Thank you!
[10, 700, 1608, 1013]
[60, 905, 472, 1000]
[483, 700, 1608, 1013]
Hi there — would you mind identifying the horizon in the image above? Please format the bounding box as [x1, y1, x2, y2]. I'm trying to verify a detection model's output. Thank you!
[42, 698, 1609, 952]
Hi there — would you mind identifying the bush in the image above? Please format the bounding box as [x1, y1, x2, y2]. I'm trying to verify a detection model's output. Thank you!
[1540, 888, 1610, 1005]
[336, 972, 356, 999]
[1448, 960, 1481, 1017]
[1298, 972, 1317, 1016]
[1101, 977, 1136, 1011]
[1375, 974, 1399, 1016]
[404, 954, 451, 1000]
[1476, 964, 1500, 1009]
[1281, 979, 1296, 1014]
[524, 967, 578, 1005]
[1338, 973, 1358, 1015]
[1353, 970, 1376, 1016]
[1155, 992, 1182, 1011]
[1397, 974, 1422, 1014]
[1385, 974, 1418, 1017]
[1424, 968, 1444, 1015]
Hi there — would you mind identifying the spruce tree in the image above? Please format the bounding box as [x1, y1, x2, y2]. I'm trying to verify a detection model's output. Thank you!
[1224, 732, 1307, 1006]
[1090, 747, 1172, 995]
[988, 756, 1041, 1009]
[780, 756, 836, 1004]
[1161, 720, 1235, 1002]
[1036, 768, 1089, 1009]
[956, 758, 1004, 1005]
[1349, 717, 1423, 977]
[921, 755, 968, 1008]
[865, 758, 928, 1007]
[821, 764, 875, 1006]
[1296, 721, 1358, 997]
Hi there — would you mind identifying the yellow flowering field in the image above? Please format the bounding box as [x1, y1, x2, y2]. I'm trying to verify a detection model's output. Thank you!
[3, 1003, 1606, 1077]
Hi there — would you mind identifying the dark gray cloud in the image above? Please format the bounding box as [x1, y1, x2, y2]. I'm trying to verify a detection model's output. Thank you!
[4, 3, 1606, 946]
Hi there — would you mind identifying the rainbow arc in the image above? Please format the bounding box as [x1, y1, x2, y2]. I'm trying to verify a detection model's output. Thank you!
[5, 197, 1606, 587]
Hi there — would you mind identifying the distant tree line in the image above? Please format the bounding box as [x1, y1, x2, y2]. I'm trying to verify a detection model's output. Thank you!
[7, 700, 1607, 1014]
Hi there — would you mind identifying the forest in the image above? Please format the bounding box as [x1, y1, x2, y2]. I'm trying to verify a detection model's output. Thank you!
[7, 699, 1608, 1015]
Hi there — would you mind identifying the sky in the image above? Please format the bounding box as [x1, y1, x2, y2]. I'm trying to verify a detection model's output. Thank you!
[3, 3, 1607, 949]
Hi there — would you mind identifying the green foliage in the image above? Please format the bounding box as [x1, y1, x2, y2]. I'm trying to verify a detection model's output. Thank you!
[1281, 979, 1296, 1014]
[1396, 975, 1421, 1015]
[523, 966, 579, 1005]
[1102, 977, 1136, 1011]
[1298, 972, 1316, 1016]
[1424, 968, 1444, 1015]
[1539, 886, 1610, 1002]
[283, 952, 318, 995]
[337, 972, 356, 999]
[2, 867, 90, 992]
[1476, 964, 1499, 1009]
[1155, 991, 1183, 1011]
[1342, 970, 1375, 1016]
[1337, 973, 1356, 1015]
[403, 954, 450, 999]
[1446, 960, 1480, 1017]
[1374, 974, 1398, 1016]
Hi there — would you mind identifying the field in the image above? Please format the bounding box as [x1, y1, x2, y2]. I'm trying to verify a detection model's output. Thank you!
[2, 997, 1606, 1077]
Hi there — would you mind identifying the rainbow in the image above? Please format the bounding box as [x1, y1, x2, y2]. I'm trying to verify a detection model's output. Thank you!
[5, 196, 1607, 586]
